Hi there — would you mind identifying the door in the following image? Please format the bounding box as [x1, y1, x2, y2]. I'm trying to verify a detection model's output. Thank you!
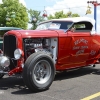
[67, 31, 91, 65]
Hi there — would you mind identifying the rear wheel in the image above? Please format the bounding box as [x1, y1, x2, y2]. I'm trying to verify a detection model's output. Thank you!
[23, 52, 55, 92]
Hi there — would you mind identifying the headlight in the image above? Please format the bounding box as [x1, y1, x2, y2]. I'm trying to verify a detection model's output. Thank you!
[14, 49, 22, 60]
[0, 56, 10, 67]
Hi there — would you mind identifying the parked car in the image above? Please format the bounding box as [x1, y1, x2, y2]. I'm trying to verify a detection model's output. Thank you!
[0, 17, 99, 92]
[0, 27, 22, 50]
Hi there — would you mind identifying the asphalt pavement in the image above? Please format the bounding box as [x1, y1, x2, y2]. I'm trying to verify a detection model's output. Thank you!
[0, 65, 100, 100]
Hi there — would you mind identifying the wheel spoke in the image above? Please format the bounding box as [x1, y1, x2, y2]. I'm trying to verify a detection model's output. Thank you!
[37, 64, 41, 72]
[44, 70, 47, 74]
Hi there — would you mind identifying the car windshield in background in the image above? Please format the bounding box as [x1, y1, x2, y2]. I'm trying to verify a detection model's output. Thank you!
[0, 27, 22, 37]
[36, 21, 73, 30]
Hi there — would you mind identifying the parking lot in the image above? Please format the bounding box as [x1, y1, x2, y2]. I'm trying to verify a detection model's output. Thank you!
[0, 65, 100, 100]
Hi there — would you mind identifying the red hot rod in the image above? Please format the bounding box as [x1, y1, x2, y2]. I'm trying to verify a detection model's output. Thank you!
[0, 17, 100, 91]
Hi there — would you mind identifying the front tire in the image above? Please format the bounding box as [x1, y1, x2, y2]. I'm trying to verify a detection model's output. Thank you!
[23, 52, 55, 92]
[0, 74, 4, 79]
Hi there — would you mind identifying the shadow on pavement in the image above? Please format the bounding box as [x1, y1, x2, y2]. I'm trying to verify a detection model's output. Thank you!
[0, 66, 100, 95]
[0, 76, 33, 94]
[55, 66, 100, 81]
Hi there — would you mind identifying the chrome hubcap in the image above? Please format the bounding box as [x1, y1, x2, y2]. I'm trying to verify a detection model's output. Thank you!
[33, 60, 51, 84]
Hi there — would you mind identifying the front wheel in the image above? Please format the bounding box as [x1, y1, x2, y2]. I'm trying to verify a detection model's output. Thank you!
[23, 52, 55, 92]
[0, 73, 4, 79]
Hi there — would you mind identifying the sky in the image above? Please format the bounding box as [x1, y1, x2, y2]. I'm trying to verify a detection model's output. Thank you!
[23, 0, 100, 32]
[0, 0, 100, 32]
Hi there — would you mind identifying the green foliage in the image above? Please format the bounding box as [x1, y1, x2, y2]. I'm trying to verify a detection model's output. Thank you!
[0, 0, 29, 29]
[48, 10, 80, 20]
[28, 9, 44, 30]
[71, 13, 80, 17]
[0, 31, 5, 37]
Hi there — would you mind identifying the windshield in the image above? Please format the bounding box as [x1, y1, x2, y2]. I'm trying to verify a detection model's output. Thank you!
[36, 21, 73, 30]
[36, 22, 51, 30]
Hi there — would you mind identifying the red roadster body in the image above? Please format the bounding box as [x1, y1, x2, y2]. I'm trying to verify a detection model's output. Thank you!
[0, 17, 100, 92]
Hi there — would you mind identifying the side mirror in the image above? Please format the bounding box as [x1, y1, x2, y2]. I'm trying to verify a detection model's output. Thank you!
[67, 28, 75, 32]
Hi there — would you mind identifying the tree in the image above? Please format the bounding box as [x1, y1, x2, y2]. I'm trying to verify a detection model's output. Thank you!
[48, 11, 80, 20]
[28, 9, 45, 30]
[0, 0, 29, 29]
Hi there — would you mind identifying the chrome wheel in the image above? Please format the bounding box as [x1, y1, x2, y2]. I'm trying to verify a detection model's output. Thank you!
[23, 52, 55, 91]
[33, 60, 51, 84]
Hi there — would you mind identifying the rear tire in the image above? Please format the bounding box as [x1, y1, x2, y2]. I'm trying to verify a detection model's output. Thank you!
[23, 52, 55, 92]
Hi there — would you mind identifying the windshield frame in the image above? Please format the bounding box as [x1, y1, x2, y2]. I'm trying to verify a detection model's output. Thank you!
[36, 21, 73, 31]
